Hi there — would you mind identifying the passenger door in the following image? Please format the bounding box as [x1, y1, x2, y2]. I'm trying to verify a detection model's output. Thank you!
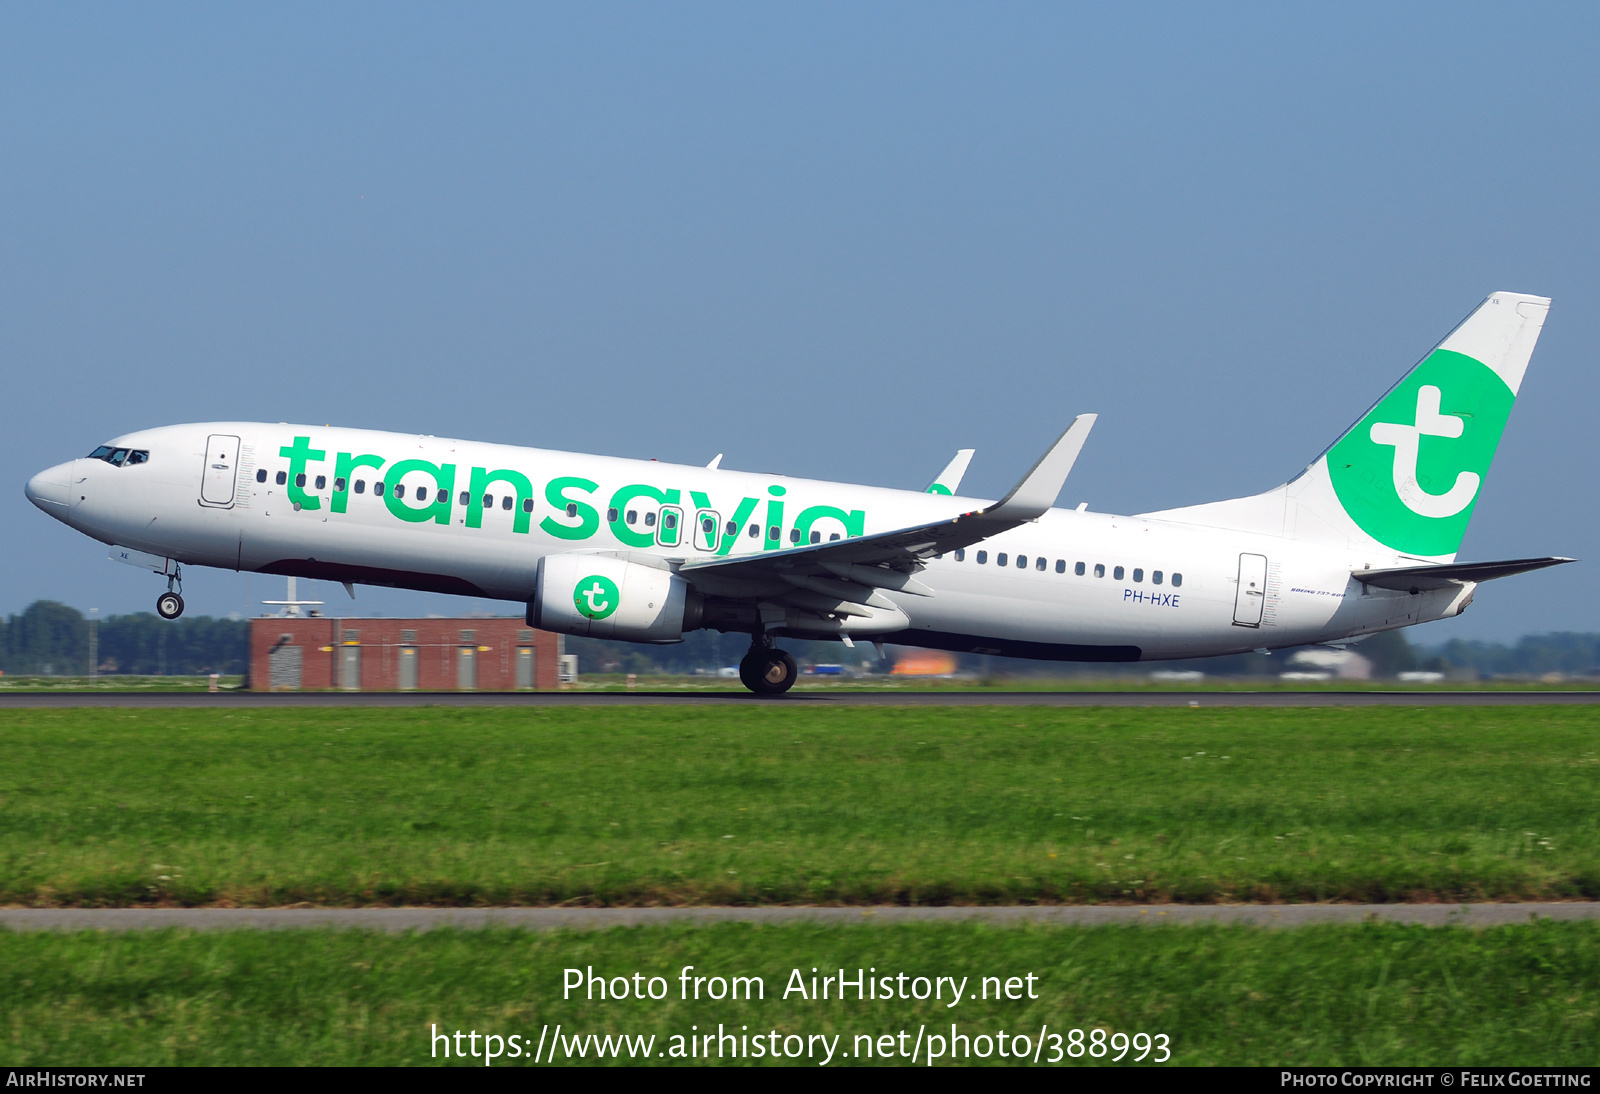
[199, 434, 240, 508]
[1233, 553, 1268, 627]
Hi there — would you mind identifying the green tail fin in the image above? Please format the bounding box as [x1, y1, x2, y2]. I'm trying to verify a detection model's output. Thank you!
[1141, 292, 1550, 561]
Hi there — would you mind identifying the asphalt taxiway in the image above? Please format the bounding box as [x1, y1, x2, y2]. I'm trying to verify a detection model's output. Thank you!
[1, 689, 1598, 708]
[1, 904, 1596, 931]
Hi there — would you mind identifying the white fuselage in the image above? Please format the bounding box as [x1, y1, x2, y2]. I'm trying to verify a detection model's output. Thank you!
[26, 422, 1471, 660]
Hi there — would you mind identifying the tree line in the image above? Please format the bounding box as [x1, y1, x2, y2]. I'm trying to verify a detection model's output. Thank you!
[0, 601, 249, 676]
[3, 597, 1598, 679]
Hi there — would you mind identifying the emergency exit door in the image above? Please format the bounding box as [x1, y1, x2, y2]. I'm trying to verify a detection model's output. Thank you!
[1233, 553, 1268, 627]
[199, 434, 240, 507]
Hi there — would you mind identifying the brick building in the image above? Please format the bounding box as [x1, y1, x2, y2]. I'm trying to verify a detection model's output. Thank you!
[249, 617, 561, 691]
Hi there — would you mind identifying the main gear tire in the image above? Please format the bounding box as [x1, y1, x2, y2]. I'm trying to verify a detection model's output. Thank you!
[751, 649, 797, 695]
[738, 649, 764, 692]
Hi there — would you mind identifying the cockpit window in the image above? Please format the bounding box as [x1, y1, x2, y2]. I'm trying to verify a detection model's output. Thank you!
[85, 445, 148, 466]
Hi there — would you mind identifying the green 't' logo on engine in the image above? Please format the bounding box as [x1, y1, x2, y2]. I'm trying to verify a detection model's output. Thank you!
[573, 575, 621, 620]
[1327, 349, 1514, 556]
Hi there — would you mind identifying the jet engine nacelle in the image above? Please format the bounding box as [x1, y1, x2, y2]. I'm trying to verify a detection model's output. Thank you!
[530, 553, 701, 643]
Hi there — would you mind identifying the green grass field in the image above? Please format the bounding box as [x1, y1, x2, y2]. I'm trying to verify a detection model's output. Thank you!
[0, 675, 244, 692]
[1, 705, 1595, 907]
[2, 921, 1597, 1066]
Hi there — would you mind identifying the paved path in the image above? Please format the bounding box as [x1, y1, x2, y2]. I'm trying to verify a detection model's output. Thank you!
[2, 903, 1596, 932]
[2, 690, 1598, 708]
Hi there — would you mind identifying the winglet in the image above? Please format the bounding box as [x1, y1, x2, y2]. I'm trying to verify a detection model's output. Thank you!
[925, 449, 975, 495]
[978, 414, 1096, 522]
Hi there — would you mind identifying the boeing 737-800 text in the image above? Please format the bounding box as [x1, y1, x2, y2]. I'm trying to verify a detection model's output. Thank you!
[25, 292, 1571, 693]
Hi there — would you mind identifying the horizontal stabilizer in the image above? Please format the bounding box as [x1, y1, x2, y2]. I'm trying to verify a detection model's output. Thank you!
[1355, 556, 1574, 592]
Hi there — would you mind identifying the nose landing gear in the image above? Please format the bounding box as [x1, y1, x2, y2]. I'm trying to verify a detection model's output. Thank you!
[155, 567, 185, 620]
[738, 634, 797, 696]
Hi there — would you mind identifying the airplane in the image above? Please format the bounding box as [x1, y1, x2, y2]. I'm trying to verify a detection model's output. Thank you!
[25, 291, 1571, 694]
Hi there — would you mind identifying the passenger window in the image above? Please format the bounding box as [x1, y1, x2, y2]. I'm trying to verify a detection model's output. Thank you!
[748, 524, 759, 538]
[1172, 573, 1183, 587]
[315, 475, 326, 490]
[1055, 559, 1065, 573]
[435, 489, 446, 504]
[664, 511, 677, 529]
[1037, 557, 1047, 571]
[607, 507, 619, 523]
[829, 533, 840, 541]
[482, 494, 492, 508]
[256, 469, 267, 483]
[522, 499, 534, 512]
[976, 551, 988, 564]
[645, 511, 657, 527]
[1153, 571, 1163, 585]
[566, 503, 578, 518]
[1075, 561, 1085, 575]
[394, 484, 406, 499]
[725, 520, 737, 536]
[1133, 568, 1143, 583]
[355, 480, 366, 494]
[627, 509, 638, 525]
[1093, 563, 1105, 578]
[1015, 555, 1026, 568]
[997, 553, 1008, 567]
[1114, 566, 1124, 580]
[790, 528, 800, 543]
[276, 471, 287, 485]
[768, 526, 779, 540]
[335, 478, 346, 492]
[460, 491, 471, 506]
[703, 517, 717, 535]
[498, 496, 509, 510]
[375, 482, 385, 496]
[810, 531, 821, 544]
[955, 548, 966, 561]
[295, 473, 307, 488]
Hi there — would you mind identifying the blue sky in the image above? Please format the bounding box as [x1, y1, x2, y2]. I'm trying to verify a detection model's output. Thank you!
[4, 3, 1597, 640]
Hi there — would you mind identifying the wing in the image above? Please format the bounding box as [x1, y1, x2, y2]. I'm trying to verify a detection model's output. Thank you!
[678, 415, 1095, 609]
[1355, 556, 1575, 592]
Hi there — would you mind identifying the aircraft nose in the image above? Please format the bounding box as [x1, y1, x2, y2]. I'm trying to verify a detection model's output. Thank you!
[25, 462, 72, 512]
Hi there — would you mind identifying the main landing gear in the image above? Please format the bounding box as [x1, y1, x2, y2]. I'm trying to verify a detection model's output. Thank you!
[155, 566, 185, 620]
[739, 634, 797, 696]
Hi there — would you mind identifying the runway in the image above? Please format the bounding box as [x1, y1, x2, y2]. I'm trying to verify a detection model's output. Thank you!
[1, 903, 1596, 931]
[0, 689, 1597, 708]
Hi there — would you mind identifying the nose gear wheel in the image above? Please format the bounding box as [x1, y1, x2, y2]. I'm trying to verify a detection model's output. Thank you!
[155, 565, 185, 619]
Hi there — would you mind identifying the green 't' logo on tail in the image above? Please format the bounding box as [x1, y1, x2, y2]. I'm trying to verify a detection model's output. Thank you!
[574, 575, 621, 621]
[1327, 349, 1514, 556]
